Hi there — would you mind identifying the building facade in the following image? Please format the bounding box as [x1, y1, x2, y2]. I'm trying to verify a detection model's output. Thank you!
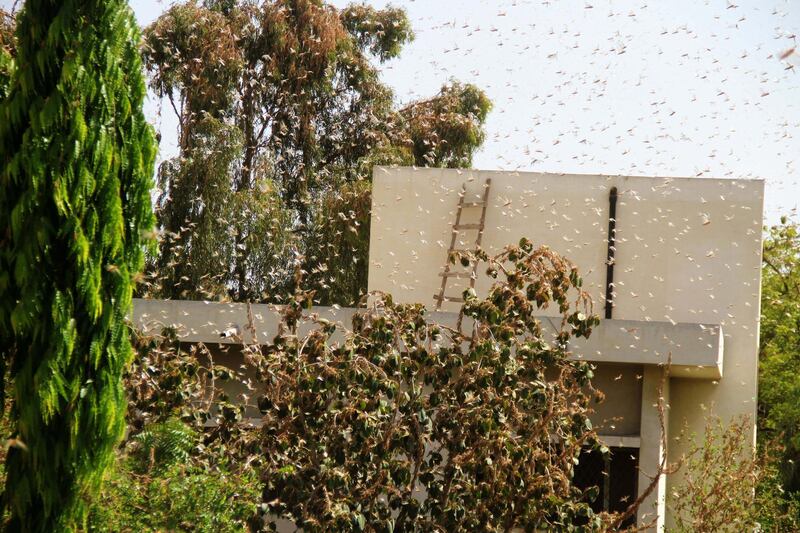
[133, 167, 764, 529]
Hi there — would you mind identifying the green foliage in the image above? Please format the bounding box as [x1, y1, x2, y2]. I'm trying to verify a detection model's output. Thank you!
[305, 179, 372, 306]
[0, 9, 16, 414]
[759, 216, 800, 496]
[253, 243, 616, 531]
[0, 9, 15, 102]
[143, 0, 407, 214]
[0, 0, 155, 529]
[125, 327, 255, 445]
[754, 449, 800, 532]
[84, 329, 262, 532]
[143, 1, 242, 133]
[148, 117, 293, 300]
[401, 80, 493, 168]
[85, 324, 266, 530]
[129, 328, 281, 492]
[340, 4, 414, 61]
[88, 455, 260, 532]
[668, 416, 799, 532]
[125, 327, 215, 428]
[130, 419, 196, 475]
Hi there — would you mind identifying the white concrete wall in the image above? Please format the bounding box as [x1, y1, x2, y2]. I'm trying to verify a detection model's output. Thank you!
[368, 166, 764, 527]
[591, 363, 643, 437]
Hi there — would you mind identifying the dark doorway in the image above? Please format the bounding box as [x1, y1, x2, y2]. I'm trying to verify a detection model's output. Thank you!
[573, 446, 639, 527]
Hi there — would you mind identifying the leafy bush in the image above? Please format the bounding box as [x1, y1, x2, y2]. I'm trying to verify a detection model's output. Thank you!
[130, 419, 196, 476]
[85, 330, 262, 531]
[250, 241, 626, 531]
[754, 452, 800, 532]
[126, 327, 216, 430]
[668, 415, 800, 532]
[126, 327, 252, 443]
[88, 455, 259, 532]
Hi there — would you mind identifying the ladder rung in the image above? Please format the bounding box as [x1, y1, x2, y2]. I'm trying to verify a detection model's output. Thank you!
[453, 223, 482, 230]
[461, 201, 485, 208]
[433, 294, 465, 303]
[438, 271, 473, 278]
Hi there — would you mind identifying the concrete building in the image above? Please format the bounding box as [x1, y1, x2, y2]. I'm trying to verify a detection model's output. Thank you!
[133, 167, 764, 530]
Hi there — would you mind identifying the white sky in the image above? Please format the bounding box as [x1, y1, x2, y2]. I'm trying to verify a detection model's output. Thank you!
[8, 0, 800, 223]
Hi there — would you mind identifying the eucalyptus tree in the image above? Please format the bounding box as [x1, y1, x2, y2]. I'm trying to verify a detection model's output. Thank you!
[142, 0, 491, 303]
[0, 0, 155, 529]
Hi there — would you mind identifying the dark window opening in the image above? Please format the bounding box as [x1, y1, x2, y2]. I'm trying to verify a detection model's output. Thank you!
[573, 446, 639, 528]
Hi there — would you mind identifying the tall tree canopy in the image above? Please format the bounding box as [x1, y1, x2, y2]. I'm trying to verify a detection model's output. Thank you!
[142, 0, 491, 303]
[0, 0, 156, 529]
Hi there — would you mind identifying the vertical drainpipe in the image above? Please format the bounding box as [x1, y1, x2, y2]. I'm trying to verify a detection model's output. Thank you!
[605, 187, 618, 319]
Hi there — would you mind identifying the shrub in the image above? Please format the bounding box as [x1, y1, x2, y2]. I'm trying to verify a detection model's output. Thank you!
[668, 415, 800, 532]
[88, 455, 259, 532]
[251, 241, 623, 531]
[129, 419, 196, 476]
[86, 330, 262, 531]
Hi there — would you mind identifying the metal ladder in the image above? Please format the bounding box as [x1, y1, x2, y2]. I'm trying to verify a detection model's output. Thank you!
[433, 178, 492, 310]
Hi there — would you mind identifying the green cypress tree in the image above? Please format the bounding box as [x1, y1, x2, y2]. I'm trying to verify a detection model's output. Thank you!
[0, 1, 155, 530]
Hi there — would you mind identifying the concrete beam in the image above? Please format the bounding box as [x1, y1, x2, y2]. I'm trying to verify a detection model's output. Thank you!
[566, 317, 723, 379]
[132, 299, 723, 379]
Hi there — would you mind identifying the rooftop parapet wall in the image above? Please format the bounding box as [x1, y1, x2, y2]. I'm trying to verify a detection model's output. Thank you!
[367, 167, 763, 322]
